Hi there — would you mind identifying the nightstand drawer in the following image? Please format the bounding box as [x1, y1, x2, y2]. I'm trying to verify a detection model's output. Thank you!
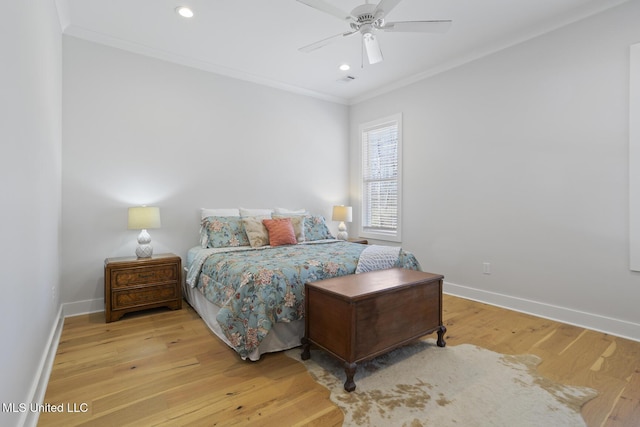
[112, 283, 179, 309]
[104, 253, 182, 322]
[112, 264, 179, 288]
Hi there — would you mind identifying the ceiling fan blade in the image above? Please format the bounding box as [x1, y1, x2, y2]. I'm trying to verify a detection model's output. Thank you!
[363, 34, 383, 64]
[374, 0, 404, 16]
[381, 20, 452, 33]
[299, 31, 357, 53]
[297, 0, 353, 22]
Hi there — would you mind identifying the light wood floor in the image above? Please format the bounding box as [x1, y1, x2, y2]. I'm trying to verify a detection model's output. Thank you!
[40, 295, 640, 426]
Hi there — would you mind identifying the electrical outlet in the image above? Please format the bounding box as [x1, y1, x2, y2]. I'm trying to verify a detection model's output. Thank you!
[482, 262, 491, 274]
[52, 286, 56, 302]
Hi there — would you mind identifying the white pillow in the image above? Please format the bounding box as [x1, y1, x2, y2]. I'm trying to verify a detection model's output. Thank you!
[201, 208, 240, 218]
[239, 207, 273, 217]
[274, 207, 309, 216]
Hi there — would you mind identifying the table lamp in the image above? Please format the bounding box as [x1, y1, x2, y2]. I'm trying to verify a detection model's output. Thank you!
[128, 206, 161, 258]
[332, 205, 352, 240]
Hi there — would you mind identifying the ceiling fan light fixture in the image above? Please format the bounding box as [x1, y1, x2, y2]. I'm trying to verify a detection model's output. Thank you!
[176, 6, 194, 18]
[339, 64, 351, 71]
[360, 23, 374, 37]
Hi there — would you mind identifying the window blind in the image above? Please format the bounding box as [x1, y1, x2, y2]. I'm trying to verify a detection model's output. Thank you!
[362, 121, 398, 235]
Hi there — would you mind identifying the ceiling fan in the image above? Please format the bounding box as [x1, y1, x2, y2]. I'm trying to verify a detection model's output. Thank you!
[297, 0, 452, 65]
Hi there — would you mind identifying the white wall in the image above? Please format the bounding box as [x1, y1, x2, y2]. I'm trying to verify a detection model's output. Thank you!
[62, 36, 349, 313]
[350, 0, 640, 340]
[0, 1, 62, 426]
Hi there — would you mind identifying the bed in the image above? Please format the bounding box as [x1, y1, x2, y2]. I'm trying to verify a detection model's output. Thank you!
[183, 208, 422, 361]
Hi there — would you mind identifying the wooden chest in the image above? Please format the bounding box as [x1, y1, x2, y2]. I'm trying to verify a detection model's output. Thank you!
[302, 268, 446, 391]
[104, 253, 182, 322]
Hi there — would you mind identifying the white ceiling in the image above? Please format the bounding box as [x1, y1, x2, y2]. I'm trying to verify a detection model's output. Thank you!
[56, 0, 629, 104]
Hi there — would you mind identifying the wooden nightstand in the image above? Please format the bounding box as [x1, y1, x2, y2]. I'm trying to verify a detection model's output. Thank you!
[104, 253, 182, 322]
[347, 238, 368, 245]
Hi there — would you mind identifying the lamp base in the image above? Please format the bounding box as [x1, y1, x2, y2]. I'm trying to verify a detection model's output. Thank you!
[337, 222, 348, 241]
[136, 244, 154, 258]
[136, 229, 153, 258]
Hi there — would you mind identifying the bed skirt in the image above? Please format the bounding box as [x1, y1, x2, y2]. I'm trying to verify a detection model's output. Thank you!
[182, 273, 304, 361]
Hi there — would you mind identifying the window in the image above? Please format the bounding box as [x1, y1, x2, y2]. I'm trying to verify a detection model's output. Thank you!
[360, 114, 402, 242]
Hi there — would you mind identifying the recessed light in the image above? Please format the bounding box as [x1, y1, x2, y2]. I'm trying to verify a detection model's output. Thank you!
[176, 6, 194, 18]
[339, 64, 350, 71]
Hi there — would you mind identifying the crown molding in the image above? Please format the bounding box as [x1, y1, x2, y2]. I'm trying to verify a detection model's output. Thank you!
[349, 0, 631, 105]
[54, 0, 70, 32]
[62, 24, 349, 106]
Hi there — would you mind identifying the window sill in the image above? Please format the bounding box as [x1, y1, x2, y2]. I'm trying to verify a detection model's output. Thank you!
[359, 231, 401, 243]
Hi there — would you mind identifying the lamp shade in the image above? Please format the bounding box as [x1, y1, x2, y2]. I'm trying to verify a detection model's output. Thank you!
[332, 205, 352, 223]
[128, 206, 161, 230]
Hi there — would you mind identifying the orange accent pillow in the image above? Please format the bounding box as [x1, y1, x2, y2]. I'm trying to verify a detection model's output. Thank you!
[262, 218, 297, 246]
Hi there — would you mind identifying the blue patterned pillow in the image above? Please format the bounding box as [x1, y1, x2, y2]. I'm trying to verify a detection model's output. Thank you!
[201, 216, 250, 248]
[303, 215, 335, 241]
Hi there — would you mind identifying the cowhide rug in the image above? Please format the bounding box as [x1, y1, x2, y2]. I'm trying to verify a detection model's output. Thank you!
[285, 339, 596, 426]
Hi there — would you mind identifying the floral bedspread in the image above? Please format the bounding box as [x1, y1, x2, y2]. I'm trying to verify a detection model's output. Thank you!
[189, 241, 421, 359]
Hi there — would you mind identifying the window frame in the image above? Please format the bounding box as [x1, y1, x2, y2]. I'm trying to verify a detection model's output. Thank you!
[358, 113, 402, 243]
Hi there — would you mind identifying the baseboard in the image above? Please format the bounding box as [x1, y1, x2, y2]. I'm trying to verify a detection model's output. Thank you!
[444, 281, 640, 342]
[19, 301, 104, 426]
[20, 305, 65, 427]
[62, 298, 104, 318]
